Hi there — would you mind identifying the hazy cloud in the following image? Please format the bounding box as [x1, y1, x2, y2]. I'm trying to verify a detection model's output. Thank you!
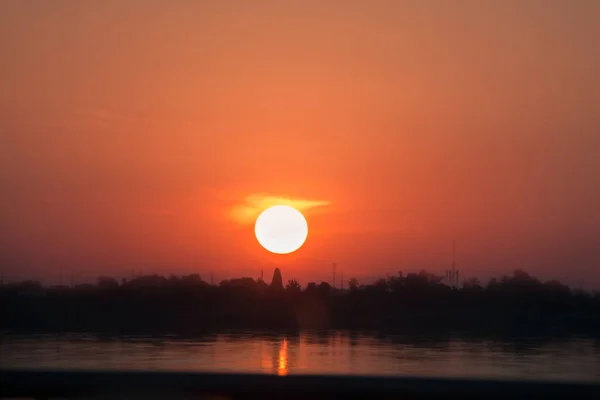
[230, 193, 330, 225]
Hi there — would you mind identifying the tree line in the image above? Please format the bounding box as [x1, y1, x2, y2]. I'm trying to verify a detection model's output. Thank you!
[1, 268, 599, 335]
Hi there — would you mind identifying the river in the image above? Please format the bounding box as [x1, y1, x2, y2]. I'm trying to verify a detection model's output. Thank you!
[1, 332, 599, 382]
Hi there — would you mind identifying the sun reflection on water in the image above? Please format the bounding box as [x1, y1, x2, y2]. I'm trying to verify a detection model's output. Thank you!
[277, 339, 288, 376]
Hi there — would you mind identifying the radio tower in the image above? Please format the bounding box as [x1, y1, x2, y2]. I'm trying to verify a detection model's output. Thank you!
[332, 262, 337, 289]
[451, 240, 456, 288]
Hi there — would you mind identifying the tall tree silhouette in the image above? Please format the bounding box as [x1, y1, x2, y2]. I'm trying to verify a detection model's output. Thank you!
[271, 268, 283, 290]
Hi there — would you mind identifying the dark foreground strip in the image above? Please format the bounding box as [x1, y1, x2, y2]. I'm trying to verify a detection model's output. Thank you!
[1, 369, 599, 399]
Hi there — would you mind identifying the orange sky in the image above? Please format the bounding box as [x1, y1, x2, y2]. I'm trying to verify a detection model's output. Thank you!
[1, 1, 599, 287]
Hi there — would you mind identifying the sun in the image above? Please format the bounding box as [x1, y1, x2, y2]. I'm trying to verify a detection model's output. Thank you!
[255, 205, 308, 254]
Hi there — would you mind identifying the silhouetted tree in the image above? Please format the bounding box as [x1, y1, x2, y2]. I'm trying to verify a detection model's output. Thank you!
[97, 277, 119, 289]
[348, 278, 359, 291]
[220, 277, 258, 290]
[181, 274, 204, 285]
[271, 268, 283, 291]
[317, 282, 332, 296]
[373, 278, 388, 292]
[463, 277, 482, 290]
[286, 279, 301, 293]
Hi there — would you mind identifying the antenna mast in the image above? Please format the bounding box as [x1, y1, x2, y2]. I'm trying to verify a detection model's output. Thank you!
[332, 262, 337, 289]
[452, 240, 456, 287]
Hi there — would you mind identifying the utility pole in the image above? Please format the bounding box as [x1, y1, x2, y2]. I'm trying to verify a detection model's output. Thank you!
[210, 272, 214, 286]
[341, 271, 344, 291]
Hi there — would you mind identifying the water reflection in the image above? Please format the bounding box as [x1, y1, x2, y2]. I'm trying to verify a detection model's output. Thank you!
[277, 339, 288, 376]
[0, 332, 598, 382]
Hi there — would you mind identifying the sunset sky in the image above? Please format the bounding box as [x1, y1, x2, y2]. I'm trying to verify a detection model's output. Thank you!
[1, 1, 599, 288]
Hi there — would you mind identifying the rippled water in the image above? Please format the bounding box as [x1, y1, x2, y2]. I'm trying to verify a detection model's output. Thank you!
[1, 332, 599, 382]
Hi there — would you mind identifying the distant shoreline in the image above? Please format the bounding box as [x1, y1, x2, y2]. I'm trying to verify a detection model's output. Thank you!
[2, 269, 599, 337]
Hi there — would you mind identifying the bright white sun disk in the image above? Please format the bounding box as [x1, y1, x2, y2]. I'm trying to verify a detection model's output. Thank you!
[254, 205, 308, 254]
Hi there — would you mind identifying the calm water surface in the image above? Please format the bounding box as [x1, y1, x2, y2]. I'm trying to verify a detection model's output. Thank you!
[1, 332, 599, 382]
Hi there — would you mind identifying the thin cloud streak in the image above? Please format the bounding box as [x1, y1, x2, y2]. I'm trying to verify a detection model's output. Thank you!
[230, 193, 330, 225]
